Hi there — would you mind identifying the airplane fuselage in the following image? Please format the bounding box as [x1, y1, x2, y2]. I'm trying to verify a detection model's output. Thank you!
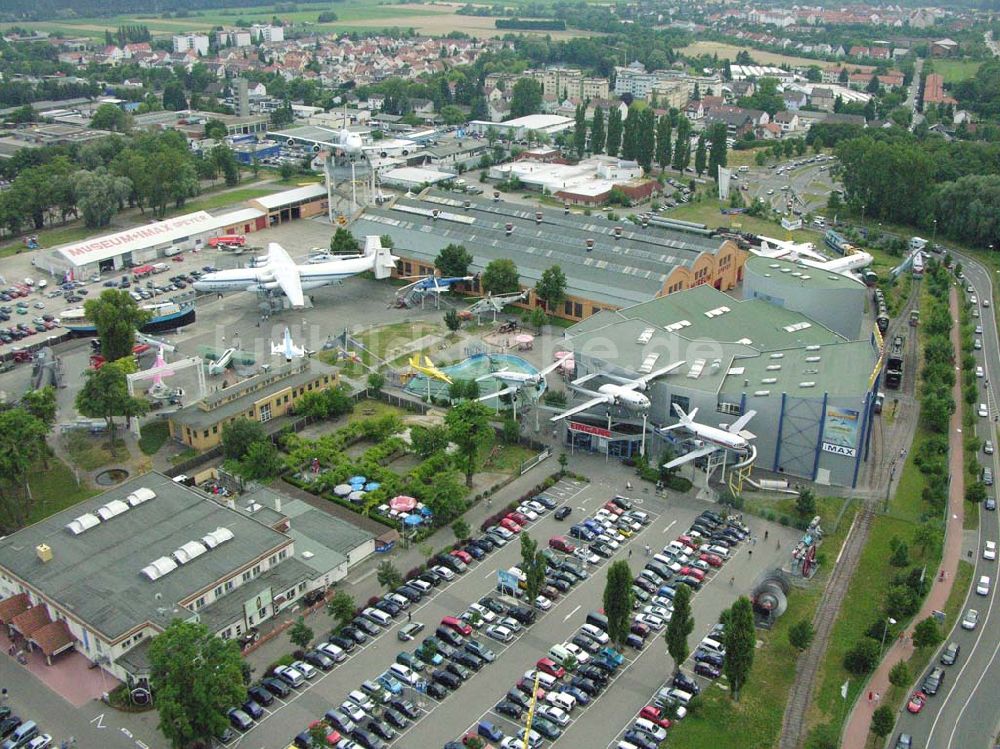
[676, 421, 748, 451]
[193, 256, 374, 294]
[597, 384, 650, 410]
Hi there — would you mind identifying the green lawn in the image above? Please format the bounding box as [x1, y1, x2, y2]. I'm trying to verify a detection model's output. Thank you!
[139, 421, 170, 456]
[0, 225, 95, 258]
[669, 498, 857, 749]
[928, 59, 982, 84]
[169, 186, 278, 215]
[662, 198, 814, 244]
[61, 430, 129, 471]
[27, 457, 99, 525]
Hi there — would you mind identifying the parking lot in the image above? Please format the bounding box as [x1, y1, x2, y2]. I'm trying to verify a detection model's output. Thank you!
[228, 475, 797, 749]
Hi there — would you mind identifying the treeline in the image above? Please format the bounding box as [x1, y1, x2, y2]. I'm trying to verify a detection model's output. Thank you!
[833, 129, 1000, 247]
[103, 24, 151, 46]
[0, 0, 298, 21]
[496, 18, 566, 31]
[512, 28, 686, 78]
[950, 59, 1000, 119]
[0, 129, 243, 236]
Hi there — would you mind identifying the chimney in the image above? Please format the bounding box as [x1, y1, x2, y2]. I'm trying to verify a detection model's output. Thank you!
[36, 544, 52, 563]
[585, 238, 595, 252]
[614, 226, 623, 239]
[463, 200, 470, 210]
[493, 191, 500, 202]
[432, 209, 439, 221]
[505, 223, 513, 236]
[563, 203, 570, 214]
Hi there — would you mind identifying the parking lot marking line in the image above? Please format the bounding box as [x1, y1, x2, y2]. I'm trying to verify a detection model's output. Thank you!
[483, 570, 495, 579]
[661, 520, 677, 534]
[563, 604, 581, 622]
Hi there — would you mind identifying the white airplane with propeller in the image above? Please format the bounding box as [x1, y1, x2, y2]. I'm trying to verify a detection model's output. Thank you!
[549, 362, 686, 422]
[660, 404, 757, 469]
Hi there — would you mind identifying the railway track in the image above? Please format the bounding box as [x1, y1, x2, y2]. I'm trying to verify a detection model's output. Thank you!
[778, 499, 878, 749]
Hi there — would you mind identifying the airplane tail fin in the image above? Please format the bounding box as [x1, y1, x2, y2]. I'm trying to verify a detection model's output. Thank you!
[671, 403, 694, 422]
[365, 235, 398, 280]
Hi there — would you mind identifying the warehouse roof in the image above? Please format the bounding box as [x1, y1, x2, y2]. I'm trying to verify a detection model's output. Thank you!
[250, 183, 326, 210]
[721, 339, 875, 398]
[0, 474, 289, 640]
[745, 255, 864, 290]
[355, 191, 731, 308]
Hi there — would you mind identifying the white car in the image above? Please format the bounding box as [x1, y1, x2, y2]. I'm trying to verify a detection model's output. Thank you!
[432, 565, 455, 581]
[546, 690, 576, 712]
[976, 575, 991, 595]
[499, 616, 522, 632]
[524, 500, 547, 515]
[291, 660, 318, 680]
[983, 541, 997, 560]
[962, 609, 979, 630]
[580, 624, 609, 644]
[340, 700, 366, 722]
[387, 593, 411, 610]
[572, 548, 601, 565]
[492, 526, 514, 540]
[273, 665, 305, 688]
[635, 613, 665, 630]
[986, 440, 995, 455]
[487, 624, 514, 643]
[347, 690, 375, 712]
[516, 505, 539, 521]
[466, 603, 497, 623]
[538, 705, 570, 727]
[643, 605, 672, 620]
[634, 718, 668, 742]
[976, 325, 984, 334]
[651, 596, 674, 610]
[975, 339, 983, 350]
[700, 544, 730, 559]
[979, 403, 989, 418]
[596, 534, 621, 550]
[977, 366, 985, 378]
[561, 641, 590, 664]
[535, 595, 553, 611]
[26, 737, 52, 749]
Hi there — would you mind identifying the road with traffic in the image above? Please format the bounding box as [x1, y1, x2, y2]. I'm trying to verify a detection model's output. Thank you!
[743, 157, 838, 218]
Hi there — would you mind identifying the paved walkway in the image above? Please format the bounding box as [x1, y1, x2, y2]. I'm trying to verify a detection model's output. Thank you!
[840, 287, 967, 747]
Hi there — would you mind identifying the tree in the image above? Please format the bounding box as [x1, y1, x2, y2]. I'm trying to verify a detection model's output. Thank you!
[574, 103, 587, 156]
[871, 706, 894, 739]
[452, 518, 471, 541]
[888, 660, 911, 688]
[85, 289, 152, 362]
[440, 105, 466, 126]
[621, 106, 640, 161]
[671, 117, 691, 172]
[327, 591, 356, 629]
[656, 115, 672, 168]
[289, 616, 314, 649]
[434, 243, 473, 277]
[367, 372, 385, 394]
[90, 102, 130, 133]
[590, 108, 605, 155]
[912, 522, 940, 556]
[377, 561, 403, 591]
[410, 424, 450, 458]
[843, 638, 880, 675]
[603, 560, 634, 646]
[838, 68, 849, 84]
[665, 583, 694, 673]
[236, 440, 283, 480]
[445, 400, 494, 487]
[796, 488, 817, 519]
[330, 227, 360, 254]
[162, 81, 188, 111]
[207, 395, 265, 451]
[912, 617, 943, 649]
[21, 386, 57, 429]
[481, 258, 519, 295]
[149, 620, 246, 749]
[444, 309, 461, 332]
[558, 452, 568, 474]
[724, 597, 755, 700]
[889, 537, 910, 567]
[606, 107, 623, 157]
[535, 265, 567, 313]
[708, 123, 728, 180]
[694, 134, 707, 177]
[520, 534, 546, 604]
[75, 360, 149, 449]
[789, 619, 815, 651]
[204, 119, 229, 140]
[636, 108, 656, 171]
[510, 79, 543, 118]
[74, 169, 132, 228]
[0, 408, 49, 532]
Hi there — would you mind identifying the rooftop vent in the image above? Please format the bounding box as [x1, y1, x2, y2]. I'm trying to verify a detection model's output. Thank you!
[799, 381, 816, 388]
[770, 353, 785, 359]
[141, 556, 178, 582]
[761, 377, 777, 384]
[737, 338, 753, 345]
[96, 499, 130, 521]
[783, 322, 812, 332]
[126, 487, 156, 507]
[36, 544, 52, 563]
[66, 513, 101, 535]
[766, 364, 782, 371]
[753, 390, 771, 397]
[805, 356, 821, 362]
[805, 345, 821, 351]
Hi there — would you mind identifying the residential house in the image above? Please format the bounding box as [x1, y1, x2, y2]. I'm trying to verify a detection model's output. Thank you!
[810, 87, 836, 112]
[772, 110, 799, 133]
[783, 90, 807, 111]
[930, 38, 959, 57]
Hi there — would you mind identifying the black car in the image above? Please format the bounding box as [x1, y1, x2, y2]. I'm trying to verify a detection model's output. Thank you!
[570, 675, 600, 696]
[432, 669, 461, 690]
[0, 717, 21, 739]
[351, 727, 387, 749]
[426, 681, 449, 700]
[383, 707, 408, 730]
[375, 599, 401, 617]
[633, 576, 657, 594]
[579, 665, 609, 686]
[303, 650, 335, 671]
[475, 535, 497, 551]
[395, 585, 423, 603]
[554, 506, 572, 520]
[452, 651, 482, 671]
[508, 606, 536, 626]
[922, 667, 945, 695]
[694, 648, 724, 667]
[676, 575, 702, 591]
[694, 661, 721, 678]
[479, 596, 506, 615]
[247, 685, 275, 706]
[390, 699, 420, 720]
[463, 544, 485, 560]
[436, 627, 464, 648]
[262, 677, 291, 697]
[571, 633, 602, 654]
[535, 495, 558, 510]
[623, 729, 658, 749]
[532, 717, 561, 740]
[672, 671, 701, 694]
[589, 542, 613, 558]
[506, 688, 530, 709]
[940, 642, 961, 666]
[496, 699, 523, 719]
[366, 718, 396, 741]
[547, 577, 571, 593]
[625, 633, 645, 649]
[340, 625, 368, 644]
[445, 661, 472, 681]
[353, 617, 381, 636]
[242, 699, 264, 719]
[418, 571, 443, 587]
[329, 634, 357, 652]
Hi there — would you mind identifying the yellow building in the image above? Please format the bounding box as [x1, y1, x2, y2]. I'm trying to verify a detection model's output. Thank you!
[169, 359, 338, 450]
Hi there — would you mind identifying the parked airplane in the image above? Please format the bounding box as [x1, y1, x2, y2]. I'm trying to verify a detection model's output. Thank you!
[549, 362, 685, 422]
[409, 354, 453, 384]
[477, 357, 564, 389]
[193, 236, 397, 307]
[271, 327, 311, 361]
[659, 405, 757, 469]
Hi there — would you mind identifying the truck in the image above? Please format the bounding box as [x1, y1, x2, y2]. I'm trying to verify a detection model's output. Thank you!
[208, 234, 246, 248]
[152, 262, 169, 274]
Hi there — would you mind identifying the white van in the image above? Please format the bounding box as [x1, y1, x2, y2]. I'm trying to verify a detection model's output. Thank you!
[580, 623, 610, 644]
[362, 607, 392, 627]
[634, 718, 668, 741]
[408, 579, 431, 593]
[548, 644, 572, 667]
[546, 690, 576, 712]
[665, 687, 695, 706]
[318, 641, 347, 662]
[388, 663, 419, 685]
[523, 669, 558, 690]
[152, 262, 169, 274]
[700, 636, 726, 656]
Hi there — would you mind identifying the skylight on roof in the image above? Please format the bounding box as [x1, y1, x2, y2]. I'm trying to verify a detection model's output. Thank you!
[783, 322, 812, 332]
[141, 556, 178, 581]
[96, 499, 130, 521]
[638, 353, 660, 374]
[127, 487, 156, 506]
[687, 360, 706, 379]
[637, 327, 655, 344]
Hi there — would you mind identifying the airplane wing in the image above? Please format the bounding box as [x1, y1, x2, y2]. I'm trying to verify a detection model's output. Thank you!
[726, 409, 757, 434]
[633, 360, 686, 389]
[550, 395, 610, 422]
[266, 243, 305, 307]
[663, 445, 718, 470]
[477, 386, 518, 402]
[476, 369, 508, 382]
[537, 359, 567, 378]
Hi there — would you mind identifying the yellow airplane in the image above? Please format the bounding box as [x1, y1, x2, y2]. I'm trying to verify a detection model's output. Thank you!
[409, 354, 453, 384]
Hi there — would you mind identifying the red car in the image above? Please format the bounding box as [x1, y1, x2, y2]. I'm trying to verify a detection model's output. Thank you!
[907, 691, 927, 714]
[603, 501, 624, 515]
[677, 535, 700, 550]
[680, 566, 706, 581]
[535, 657, 565, 679]
[171, 254, 184, 262]
[500, 518, 522, 533]
[630, 621, 650, 638]
[451, 549, 473, 565]
[440, 615, 473, 636]
[307, 721, 341, 746]
[506, 511, 529, 526]
[548, 536, 576, 554]
[699, 552, 723, 568]
[639, 705, 672, 730]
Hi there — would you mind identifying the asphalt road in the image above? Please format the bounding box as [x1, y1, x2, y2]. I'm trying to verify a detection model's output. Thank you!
[742, 157, 838, 218]
[227, 480, 797, 749]
[896, 254, 1000, 749]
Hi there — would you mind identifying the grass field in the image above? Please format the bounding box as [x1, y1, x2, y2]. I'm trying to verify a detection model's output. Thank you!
[678, 41, 830, 70]
[927, 59, 981, 84]
[175, 186, 277, 214]
[139, 421, 170, 456]
[27, 457, 99, 525]
[11, 0, 594, 40]
[662, 197, 814, 244]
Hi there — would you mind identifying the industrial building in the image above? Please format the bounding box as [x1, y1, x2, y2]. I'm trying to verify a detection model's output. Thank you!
[561, 285, 882, 487]
[467, 114, 574, 140]
[132, 110, 270, 138]
[488, 155, 660, 207]
[0, 473, 373, 684]
[169, 358, 339, 450]
[354, 191, 746, 321]
[742, 255, 867, 340]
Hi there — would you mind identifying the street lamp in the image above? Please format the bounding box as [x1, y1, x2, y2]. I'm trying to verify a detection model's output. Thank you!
[932, 218, 937, 246]
[879, 616, 898, 657]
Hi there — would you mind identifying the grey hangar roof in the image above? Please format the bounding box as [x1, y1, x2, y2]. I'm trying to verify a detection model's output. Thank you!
[354, 191, 731, 308]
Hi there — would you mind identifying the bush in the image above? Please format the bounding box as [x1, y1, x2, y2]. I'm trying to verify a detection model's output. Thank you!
[804, 723, 839, 749]
[912, 616, 943, 649]
[843, 638, 881, 675]
[888, 660, 911, 687]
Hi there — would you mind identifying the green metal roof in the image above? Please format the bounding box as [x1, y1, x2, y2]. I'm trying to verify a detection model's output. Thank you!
[745, 255, 864, 290]
[721, 339, 876, 398]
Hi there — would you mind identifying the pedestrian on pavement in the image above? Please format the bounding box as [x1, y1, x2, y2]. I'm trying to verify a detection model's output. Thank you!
[626, 481, 632, 490]
[874, 692, 880, 704]
[748, 549, 753, 559]
[644, 544, 651, 556]
[729, 576, 735, 586]
[407, 611, 412, 623]
[628, 549, 632, 558]
[777, 539, 781, 550]
[764, 530, 769, 541]
[868, 691, 873, 704]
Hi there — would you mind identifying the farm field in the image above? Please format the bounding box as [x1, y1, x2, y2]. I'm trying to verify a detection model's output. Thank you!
[679, 40, 831, 69]
[928, 58, 981, 83]
[12, 0, 594, 40]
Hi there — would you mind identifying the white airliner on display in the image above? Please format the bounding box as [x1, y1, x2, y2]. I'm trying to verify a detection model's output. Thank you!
[193, 236, 397, 307]
[477, 358, 565, 388]
[660, 404, 757, 470]
[271, 327, 311, 361]
[550, 362, 686, 422]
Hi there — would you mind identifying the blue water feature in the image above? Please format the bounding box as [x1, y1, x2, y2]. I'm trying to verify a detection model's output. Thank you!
[403, 353, 544, 401]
